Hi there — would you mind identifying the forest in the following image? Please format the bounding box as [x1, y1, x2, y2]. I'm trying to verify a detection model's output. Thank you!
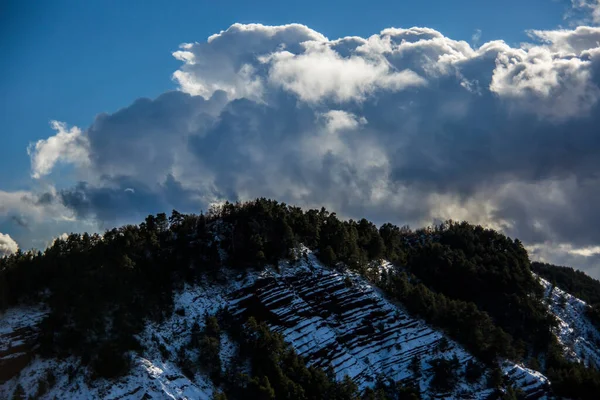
[1, 198, 600, 398]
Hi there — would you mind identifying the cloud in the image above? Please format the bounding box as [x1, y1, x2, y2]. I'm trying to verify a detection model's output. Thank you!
[11, 215, 28, 228]
[471, 29, 482, 47]
[567, 0, 600, 25]
[490, 43, 600, 119]
[172, 23, 327, 100]
[528, 242, 600, 277]
[7, 22, 600, 278]
[51, 232, 69, 246]
[0, 188, 72, 222]
[262, 43, 426, 102]
[0, 232, 18, 257]
[28, 121, 90, 179]
[0, 188, 90, 252]
[530, 26, 600, 53]
[321, 110, 366, 133]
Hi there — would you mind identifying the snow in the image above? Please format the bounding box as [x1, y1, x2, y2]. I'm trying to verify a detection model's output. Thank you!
[0, 279, 237, 399]
[503, 363, 550, 399]
[0, 305, 46, 336]
[0, 354, 215, 400]
[537, 275, 600, 368]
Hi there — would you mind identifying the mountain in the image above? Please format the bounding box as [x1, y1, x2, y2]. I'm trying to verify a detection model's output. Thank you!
[1, 199, 600, 399]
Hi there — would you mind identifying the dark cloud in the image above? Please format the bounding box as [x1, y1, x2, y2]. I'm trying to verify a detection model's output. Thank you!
[59, 175, 206, 225]
[35, 192, 55, 206]
[11, 215, 28, 228]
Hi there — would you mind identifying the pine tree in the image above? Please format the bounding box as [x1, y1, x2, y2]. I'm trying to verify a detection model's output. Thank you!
[321, 245, 337, 267]
[410, 355, 421, 379]
[488, 366, 504, 389]
[12, 384, 25, 400]
[212, 391, 228, 400]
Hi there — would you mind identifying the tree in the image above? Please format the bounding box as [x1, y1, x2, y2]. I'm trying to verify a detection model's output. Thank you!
[437, 337, 450, 353]
[409, 355, 421, 379]
[465, 360, 484, 383]
[368, 235, 386, 261]
[252, 375, 275, 400]
[362, 386, 389, 400]
[338, 375, 359, 399]
[488, 366, 504, 389]
[205, 315, 221, 337]
[429, 357, 458, 392]
[12, 383, 25, 400]
[321, 245, 337, 267]
[212, 391, 228, 400]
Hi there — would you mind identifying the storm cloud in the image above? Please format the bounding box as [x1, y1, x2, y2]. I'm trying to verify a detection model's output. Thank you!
[19, 23, 600, 277]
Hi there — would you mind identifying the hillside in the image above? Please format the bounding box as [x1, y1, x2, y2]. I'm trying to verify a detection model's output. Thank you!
[1, 250, 550, 399]
[1, 199, 600, 399]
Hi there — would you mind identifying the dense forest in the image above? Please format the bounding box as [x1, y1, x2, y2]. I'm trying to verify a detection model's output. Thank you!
[1, 198, 600, 398]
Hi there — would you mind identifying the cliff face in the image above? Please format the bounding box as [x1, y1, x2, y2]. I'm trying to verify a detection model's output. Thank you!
[0, 248, 566, 399]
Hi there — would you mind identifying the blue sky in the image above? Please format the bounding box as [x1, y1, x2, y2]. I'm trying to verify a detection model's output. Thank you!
[4, 0, 600, 278]
[0, 0, 568, 190]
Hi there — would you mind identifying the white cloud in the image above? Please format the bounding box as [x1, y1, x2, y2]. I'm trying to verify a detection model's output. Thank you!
[490, 45, 599, 118]
[28, 121, 90, 179]
[529, 26, 600, 54]
[263, 44, 426, 102]
[0, 232, 18, 257]
[172, 23, 600, 118]
[321, 110, 366, 133]
[567, 245, 600, 256]
[173, 23, 327, 100]
[50, 232, 69, 247]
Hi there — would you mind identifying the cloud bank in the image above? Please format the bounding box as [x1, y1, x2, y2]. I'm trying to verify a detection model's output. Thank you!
[10, 22, 600, 277]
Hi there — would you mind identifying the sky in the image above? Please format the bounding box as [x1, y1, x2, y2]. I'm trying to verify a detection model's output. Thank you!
[2, 0, 600, 277]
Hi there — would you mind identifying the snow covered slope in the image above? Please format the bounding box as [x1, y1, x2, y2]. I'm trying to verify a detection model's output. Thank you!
[228, 250, 550, 399]
[1, 250, 555, 399]
[538, 276, 600, 368]
[0, 306, 46, 383]
[0, 285, 231, 399]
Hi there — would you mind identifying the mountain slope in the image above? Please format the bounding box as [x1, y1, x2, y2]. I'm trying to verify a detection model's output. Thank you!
[537, 275, 600, 368]
[1, 248, 553, 399]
